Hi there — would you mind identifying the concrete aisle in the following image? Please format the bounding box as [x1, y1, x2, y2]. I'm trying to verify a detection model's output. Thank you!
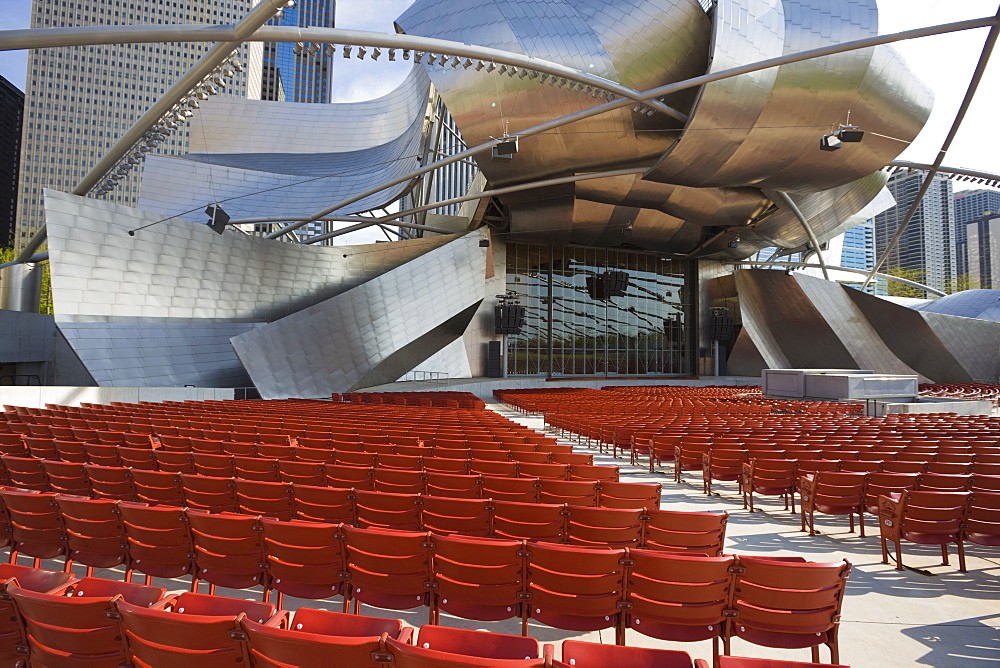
[490, 403, 1000, 668]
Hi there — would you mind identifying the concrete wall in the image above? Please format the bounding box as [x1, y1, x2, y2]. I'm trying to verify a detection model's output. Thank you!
[1, 386, 236, 410]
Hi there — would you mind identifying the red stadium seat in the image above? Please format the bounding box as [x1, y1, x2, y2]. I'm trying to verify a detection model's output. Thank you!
[562, 639, 707, 667]
[54, 495, 128, 575]
[260, 518, 346, 608]
[7, 578, 165, 667]
[342, 525, 433, 617]
[116, 592, 274, 668]
[119, 502, 194, 584]
[525, 542, 626, 641]
[292, 484, 355, 524]
[187, 511, 267, 595]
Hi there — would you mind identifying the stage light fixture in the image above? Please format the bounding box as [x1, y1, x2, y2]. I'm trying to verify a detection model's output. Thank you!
[820, 134, 842, 151]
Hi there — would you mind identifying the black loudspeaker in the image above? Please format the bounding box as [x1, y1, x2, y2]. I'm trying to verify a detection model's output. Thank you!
[586, 271, 630, 299]
[204, 204, 230, 235]
[603, 270, 629, 297]
[487, 341, 503, 378]
[709, 315, 735, 342]
[494, 305, 525, 335]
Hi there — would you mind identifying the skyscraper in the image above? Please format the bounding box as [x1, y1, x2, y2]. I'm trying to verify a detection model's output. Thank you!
[0, 75, 24, 249]
[14, 0, 261, 249]
[249, 0, 336, 103]
[965, 215, 1000, 289]
[872, 170, 956, 293]
[954, 188, 1000, 277]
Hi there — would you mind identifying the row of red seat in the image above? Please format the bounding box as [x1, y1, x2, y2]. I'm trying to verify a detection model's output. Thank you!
[652, 437, 1000, 477]
[0, 402, 555, 445]
[732, 457, 996, 502]
[7, 419, 565, 448]
[919, 382, 1000, 403]
[6, 397, 517, 429]
[0, 456, 646, 505]
[0, 453, 621, 496]
[0, 488, 715, 562]
[5, 425, 556, 448]
[0, 563, 846, 668]
[878, 489, 999, 573]
[0, 437, 610, 476]
[0, 520, 851, 664]
[495, 387, 863, 416]
[338, 390, 487, 409]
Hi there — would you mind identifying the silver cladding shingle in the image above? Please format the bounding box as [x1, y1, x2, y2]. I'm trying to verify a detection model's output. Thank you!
[231, 230, 490, 398]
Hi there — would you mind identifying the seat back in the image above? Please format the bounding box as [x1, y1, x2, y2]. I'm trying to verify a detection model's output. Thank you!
[8, 579, 165, 667]
[342, 525, 433, 612]
[526, 542, 626, 634]
[729, 557, 850, 651]
[117, 594, 273, 667]
[187, 511, 266, 591]
[118, 502, 193, 580]
[626, 551, 735, 643]
[54, 495, 127, 571]
[420, 495, 491, 537]
[430, 533, 524, 623]
[565, 505, 643, 548]
[642, 509, 728, 556]
[259, 518, 344, 606]
[291, 484, 355, 523]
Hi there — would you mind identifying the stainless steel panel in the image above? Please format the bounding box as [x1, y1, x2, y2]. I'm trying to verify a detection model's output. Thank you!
[232, 231, 490, 398]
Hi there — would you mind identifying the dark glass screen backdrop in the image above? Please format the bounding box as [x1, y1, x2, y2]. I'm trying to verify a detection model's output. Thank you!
[505, 243, 692, 376]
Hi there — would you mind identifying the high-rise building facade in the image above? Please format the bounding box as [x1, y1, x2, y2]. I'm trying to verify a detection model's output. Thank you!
[14, 0, 263, 249]
[954, 188, 1000, 277]
[873, 170, 956, 293]
[0, 75, 24, 249]
[966, 215, 1000, 289]
[249, 0, 335, 103]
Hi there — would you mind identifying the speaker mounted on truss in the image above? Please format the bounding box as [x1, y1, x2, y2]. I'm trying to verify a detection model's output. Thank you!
[494, 291, 525, 335]
[586, 270, 630, 299]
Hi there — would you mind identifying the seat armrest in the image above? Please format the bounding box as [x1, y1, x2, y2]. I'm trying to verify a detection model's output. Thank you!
[396, 627, 414, 644]
[263, 610, 290, 628]
[148, 593, 180, 611]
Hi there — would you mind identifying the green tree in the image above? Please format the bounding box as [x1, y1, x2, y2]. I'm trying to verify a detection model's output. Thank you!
[884, 267, 928, 298]
[944, 272, 981, 294]
[0, 247, 53, 315]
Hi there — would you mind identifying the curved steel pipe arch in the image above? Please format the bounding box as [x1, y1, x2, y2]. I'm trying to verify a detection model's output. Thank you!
[729, 261, 947, 297]
[771, 191, 830, 281]
[0, 25, 686, 121]
[12, 0, 291, 263]
[4, 14, 997, 258]
[887, 161, 1000, 185]
[300, 167, 649, 244]
[265, 14, 998, 240]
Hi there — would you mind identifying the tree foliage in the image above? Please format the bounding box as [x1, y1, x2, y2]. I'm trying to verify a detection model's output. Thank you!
[0, 247, 53, 315]
[944, 273, 981, 294]
[884, 267, 928, 298]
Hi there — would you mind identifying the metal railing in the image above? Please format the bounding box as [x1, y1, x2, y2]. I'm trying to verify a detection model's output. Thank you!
[399, 370, 449, 384]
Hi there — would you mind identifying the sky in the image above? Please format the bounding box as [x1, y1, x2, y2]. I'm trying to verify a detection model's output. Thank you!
[0, 0, 997, 191]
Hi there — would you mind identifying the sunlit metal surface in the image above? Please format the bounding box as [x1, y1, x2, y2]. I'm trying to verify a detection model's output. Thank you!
[232, 231, 490, 397]
[397, 0, 932, 259]
[43, 190, 458, 387]
[138, 65, 431, 221]
[396, 0, 711, 188]
[724, 269, 1000, 382]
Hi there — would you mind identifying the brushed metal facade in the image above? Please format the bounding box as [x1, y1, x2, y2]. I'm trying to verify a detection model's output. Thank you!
[231, 231, 490, 398]
[43, 190, 459, 387]
[396, 0, 931, 259]
[727, 269, 1000, 383]
[138, 66, 431, 220]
